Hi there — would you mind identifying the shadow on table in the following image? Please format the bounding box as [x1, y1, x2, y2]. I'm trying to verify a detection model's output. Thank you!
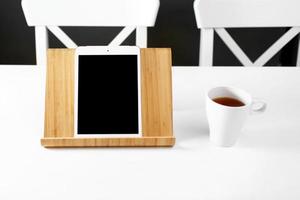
[173, 110, 209, 143]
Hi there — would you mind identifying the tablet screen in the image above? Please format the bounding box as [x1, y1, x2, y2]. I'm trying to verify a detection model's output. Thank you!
[77, 55, 139, 135]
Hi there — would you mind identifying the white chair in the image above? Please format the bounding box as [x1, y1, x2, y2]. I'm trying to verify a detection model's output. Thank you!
[194, 0, 300, 66]
[21, 0, 160, 67]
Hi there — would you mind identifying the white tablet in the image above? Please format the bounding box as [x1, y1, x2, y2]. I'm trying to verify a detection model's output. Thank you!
[74, 46, 142, 137]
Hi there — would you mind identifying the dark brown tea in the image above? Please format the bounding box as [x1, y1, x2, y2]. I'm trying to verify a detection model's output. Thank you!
[212, 97, 245, 107]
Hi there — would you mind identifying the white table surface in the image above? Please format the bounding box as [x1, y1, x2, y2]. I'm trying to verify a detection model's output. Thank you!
[0, 66, 300, 200]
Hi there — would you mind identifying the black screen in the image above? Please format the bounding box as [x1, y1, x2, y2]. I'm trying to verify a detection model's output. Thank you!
[77, 55, 139, 134]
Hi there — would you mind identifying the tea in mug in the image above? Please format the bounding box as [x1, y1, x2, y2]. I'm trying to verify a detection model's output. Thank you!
[213, 97, 245, 107]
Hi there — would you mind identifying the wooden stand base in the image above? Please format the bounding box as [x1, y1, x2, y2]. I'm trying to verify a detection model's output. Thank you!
[41, 137, 175, 147]
[42, 48, 175, 148]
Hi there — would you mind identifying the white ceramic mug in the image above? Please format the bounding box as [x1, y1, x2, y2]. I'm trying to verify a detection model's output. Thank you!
[206, 86, 266, 147]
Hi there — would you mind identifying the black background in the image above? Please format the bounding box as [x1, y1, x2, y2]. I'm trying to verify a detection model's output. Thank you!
[0, 0, 298, 66]
[78, 55, 139, 134]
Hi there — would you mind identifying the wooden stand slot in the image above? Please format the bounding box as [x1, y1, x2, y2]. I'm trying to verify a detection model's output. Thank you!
[42, 48, 175, 147]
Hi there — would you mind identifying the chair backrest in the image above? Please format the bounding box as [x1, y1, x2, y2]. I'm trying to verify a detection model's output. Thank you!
[194, 0, 300, 66]
[22, 0, 159, 27]
[22, 0, 160, 66]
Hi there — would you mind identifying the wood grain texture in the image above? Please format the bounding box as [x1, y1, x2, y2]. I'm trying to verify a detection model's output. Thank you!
[44, 49, 74, 137]
[41, 137, 175, 147]
[43, 48, 174, 147]
[141, 48, 173, 137]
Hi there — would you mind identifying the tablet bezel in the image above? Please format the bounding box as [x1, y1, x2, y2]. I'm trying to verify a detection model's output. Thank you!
[74, 46, 142, 138]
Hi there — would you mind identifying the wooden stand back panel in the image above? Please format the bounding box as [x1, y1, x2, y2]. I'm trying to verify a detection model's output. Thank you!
[45, 49, 74, 138]
[43, 48, 175, 147]
[141, 48, 173, 137]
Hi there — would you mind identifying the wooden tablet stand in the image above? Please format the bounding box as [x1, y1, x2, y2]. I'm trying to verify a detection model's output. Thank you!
[41, 48, 175, 147]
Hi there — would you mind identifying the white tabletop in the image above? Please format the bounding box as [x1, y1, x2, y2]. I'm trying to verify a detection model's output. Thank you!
[0, 66, 300, 199]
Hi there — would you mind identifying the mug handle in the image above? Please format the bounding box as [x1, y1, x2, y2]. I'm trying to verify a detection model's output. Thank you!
[251, 99, 267, 114]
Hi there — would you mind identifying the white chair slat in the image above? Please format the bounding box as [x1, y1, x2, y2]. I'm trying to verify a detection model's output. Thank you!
[22, 0, 159, 27]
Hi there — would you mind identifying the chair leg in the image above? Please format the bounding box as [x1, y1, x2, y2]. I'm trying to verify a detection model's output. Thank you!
[35, 26, 48, 68]
[136, 27, 147, 48]
[199, 28, 214, 66]
[35, 26, 48, 136]
[296, 34, 300, 66]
